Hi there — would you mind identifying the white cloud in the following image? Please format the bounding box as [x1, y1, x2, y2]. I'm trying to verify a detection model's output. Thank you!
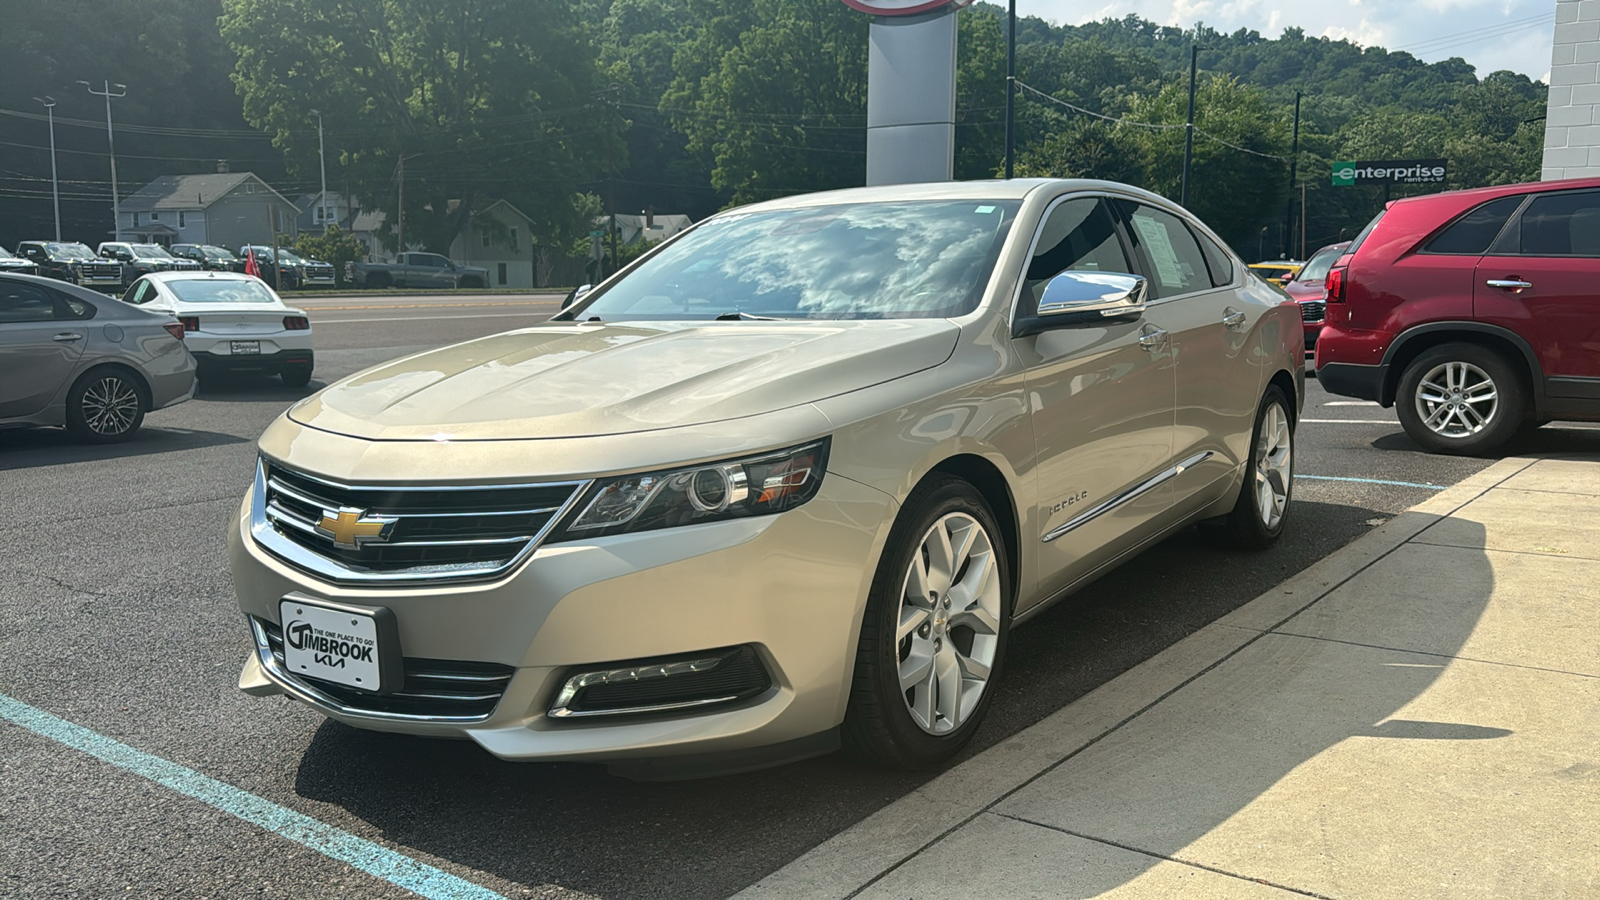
[1016, 0, 1556, 80]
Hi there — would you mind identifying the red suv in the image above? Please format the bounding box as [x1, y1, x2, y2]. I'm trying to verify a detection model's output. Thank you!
[1315, 177, 1600, 454]
[1285, 241, 1349, 351]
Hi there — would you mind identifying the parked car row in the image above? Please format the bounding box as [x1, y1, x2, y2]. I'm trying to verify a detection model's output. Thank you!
[5, 240, 338, 293]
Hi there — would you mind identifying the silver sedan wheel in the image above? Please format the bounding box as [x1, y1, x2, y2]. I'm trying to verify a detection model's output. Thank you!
[82, 375, 141, 435]
[1254, 401, 1292, 530]
[1414, 361, 1498, 438]
[895, 512, 1002, 736]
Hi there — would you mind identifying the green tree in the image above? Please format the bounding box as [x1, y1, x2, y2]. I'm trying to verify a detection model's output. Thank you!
[294, 225, 367, 287]
[219, 0, 615, 254]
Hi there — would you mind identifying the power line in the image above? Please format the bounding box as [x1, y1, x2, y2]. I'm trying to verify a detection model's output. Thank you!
[1015, 82, 1185, 130]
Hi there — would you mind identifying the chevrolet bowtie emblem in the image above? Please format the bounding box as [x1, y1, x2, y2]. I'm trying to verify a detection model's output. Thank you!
[315, 507, 398, 550]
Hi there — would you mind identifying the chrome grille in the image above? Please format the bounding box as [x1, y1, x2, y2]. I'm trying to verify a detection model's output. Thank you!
[1299, 300, 1325, 323]
[303, 264, 335, 281]
[254, 618, 512, 721]
[251, 460, 587, 584]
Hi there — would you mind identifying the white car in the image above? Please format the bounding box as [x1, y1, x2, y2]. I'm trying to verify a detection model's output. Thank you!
[121, 271, 315, 385]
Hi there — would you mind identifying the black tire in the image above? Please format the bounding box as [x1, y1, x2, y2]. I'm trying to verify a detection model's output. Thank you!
[458, 276, 485, 289]
[65, 367, 147, 443]
[280, 365, 313, 387]
[843, 476, 1012, 769]
[366, 272, 392, 289]
[1395, 343, 1527, 456]
[1208, 385, 1295, 551]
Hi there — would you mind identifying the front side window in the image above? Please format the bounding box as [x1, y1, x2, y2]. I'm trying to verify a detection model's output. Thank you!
[571, 200, 1020, 321]
[166, 279, 278, 305]
[1020, 197, 1130, 315]
[1518, 191, 1600, 256]
[1116, 201, 1213, 298]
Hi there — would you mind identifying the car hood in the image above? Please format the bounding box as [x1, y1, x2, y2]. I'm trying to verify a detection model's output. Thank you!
[287, 319, 960, 441]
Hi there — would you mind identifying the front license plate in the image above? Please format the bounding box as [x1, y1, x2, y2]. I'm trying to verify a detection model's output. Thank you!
[279, 598, 397, 692]
[231, 340, 261, 355]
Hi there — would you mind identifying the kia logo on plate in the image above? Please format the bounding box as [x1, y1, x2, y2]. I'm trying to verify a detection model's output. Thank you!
[839, 0, 974, 15]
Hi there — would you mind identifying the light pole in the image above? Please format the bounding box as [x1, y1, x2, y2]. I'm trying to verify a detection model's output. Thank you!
[310, 109, 330, 232]
[79, 80, 127, 240]
[1179, 45, 1200, 208]
[1004, 0, 1016, 179]
[1282, 91, 1302, 259]
[34, 96, 61, 241]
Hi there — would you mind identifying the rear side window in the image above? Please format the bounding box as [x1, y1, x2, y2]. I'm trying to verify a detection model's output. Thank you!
[1117, 201, 1213, 298]
[1425, 195, 1524, 255]
[1190, 226, 1235, 287]
[1519, 191, 1600, 256]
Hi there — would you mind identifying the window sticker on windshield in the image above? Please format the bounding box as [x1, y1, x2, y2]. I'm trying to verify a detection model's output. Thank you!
[1132, 216, 1184, 287]
[975, 206, 996, 214]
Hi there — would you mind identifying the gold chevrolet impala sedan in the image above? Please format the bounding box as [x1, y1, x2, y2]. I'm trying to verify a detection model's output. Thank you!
[229, 180, 1302, 776]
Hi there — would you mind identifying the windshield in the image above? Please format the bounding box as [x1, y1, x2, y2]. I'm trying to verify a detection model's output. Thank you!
[0, 247, 16, 260]
[276, 249, 306, 263]
[48, 243, 98, 260]
[167, 278, 278, 305]
[1297, 245, 1345, 284]
[570, 200, 1020, 321]
[203, 246, 235, 260]
[242, 247, 274, 262]
[132, 244, 175, 259]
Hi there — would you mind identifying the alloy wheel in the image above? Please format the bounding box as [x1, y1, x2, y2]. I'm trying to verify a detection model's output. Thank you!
[1254, 402, 1292, 530]
[82, 376, 140, 435]
[895, 512, 1002, 735]
[1414, 361, 1498, 438]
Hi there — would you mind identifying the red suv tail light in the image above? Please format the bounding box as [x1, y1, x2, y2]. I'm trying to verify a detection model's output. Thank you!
[283, 315, 310, 330]
[179, 316, 200, 332]
[163, 323, 186, 341]
[1325, 266, 1347, 303]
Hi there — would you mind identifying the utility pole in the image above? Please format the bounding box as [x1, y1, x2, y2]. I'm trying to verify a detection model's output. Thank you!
[1180, 45, 1199, 207]
[394, 152, 422, 256]
[311, 109, 330, 232]
[79, 80, 127, 240]
[34, 96, 61, 241]
[601, 85, 620, 278]
[1004, 0, 1016, 179]
[1282, 91, 1302, 259]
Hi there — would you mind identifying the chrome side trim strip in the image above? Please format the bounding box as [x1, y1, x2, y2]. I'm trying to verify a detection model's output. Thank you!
[1042, 451, 1214, 543]
[250, 618, 497, 724]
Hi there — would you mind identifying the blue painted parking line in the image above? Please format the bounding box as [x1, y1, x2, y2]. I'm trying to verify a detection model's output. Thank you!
[0, 693, 504, 900]
[1296, 474, 1446, 490]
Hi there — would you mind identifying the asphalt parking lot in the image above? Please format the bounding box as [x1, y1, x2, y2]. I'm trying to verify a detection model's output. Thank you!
[4, 294, 1599, 900]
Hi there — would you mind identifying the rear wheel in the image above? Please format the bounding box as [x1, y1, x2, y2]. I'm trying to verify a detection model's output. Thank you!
[843, 476, 1011, 769]
[1395, 343, 1526, 456]
[365, 271, 392, 289]
[65, 368, 146, 443]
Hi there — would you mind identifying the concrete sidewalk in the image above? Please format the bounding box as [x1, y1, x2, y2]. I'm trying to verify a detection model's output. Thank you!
[741, 456, 1600, 900]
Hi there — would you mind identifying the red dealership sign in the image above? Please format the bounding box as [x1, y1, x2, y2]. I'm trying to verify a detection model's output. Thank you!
[839, 0, 973, 15]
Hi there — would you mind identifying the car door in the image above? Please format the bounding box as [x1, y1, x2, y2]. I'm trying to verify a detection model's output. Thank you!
[1114, 199, 1262, 514]
[1475, 189, 1600, 397]
[0, 282, 88, 418]
[1012, 195, 1177, 610]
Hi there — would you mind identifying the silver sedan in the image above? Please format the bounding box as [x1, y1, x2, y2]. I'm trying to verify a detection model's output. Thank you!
[0, 273, 196, 442]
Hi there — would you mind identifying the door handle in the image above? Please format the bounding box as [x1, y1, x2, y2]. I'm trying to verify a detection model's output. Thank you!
[1222, 308, 1247, 330]
[1137, 328, 1169, 350]
[1486, 278, 1532, 293]
[52, 333, 83, 342]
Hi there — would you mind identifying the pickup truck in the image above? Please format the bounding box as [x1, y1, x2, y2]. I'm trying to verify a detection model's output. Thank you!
[350, 252, 489, 289]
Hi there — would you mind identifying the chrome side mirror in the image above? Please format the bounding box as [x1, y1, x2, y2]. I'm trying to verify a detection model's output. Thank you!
[1037, 271, 1148, 318]
[562, 283, 592, 310]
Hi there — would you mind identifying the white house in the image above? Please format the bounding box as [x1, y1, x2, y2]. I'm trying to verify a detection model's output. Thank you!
[119, 172, 300, 249]
[449, 199, 538, 288]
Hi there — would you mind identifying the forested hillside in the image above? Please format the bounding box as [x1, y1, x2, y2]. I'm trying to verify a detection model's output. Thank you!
[0, 0, 1549, 257]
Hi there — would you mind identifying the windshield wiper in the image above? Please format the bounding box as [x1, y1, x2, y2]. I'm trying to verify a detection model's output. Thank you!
[714, 311, 780, 321]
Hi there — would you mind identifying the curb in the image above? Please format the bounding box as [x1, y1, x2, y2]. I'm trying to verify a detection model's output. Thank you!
[736, 456, 1540, 900]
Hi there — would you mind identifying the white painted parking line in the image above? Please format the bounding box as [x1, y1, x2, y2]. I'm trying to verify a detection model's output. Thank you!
[0, 693, 505, 900]
[1322, 401, 1380, 406]
[1297, 474, 1445, 490]
[1300, 418, 1397, 424]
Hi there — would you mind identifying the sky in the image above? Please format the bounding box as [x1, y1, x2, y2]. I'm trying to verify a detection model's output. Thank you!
[1018, 0, 1559, 82]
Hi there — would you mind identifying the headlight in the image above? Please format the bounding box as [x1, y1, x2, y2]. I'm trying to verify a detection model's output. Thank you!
[550, 439, 830, 540]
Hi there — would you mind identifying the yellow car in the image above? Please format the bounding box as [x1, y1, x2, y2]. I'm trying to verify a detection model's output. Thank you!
[1247, 260, 1304, 284]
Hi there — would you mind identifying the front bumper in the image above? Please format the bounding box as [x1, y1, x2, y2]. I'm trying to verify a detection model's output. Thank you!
[228, 466, 896, 764]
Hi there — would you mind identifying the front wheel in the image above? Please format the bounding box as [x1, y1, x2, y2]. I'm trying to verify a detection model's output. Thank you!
[65, 368, 146, 443]
[1395, 343, 1526, 456]
[843, 477, 1011, 769]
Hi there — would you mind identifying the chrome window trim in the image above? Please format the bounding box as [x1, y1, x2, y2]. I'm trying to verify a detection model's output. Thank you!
[249, 458, 592, 585]
[1043, 451, 1213, 543]
[250, 618, 499, 724]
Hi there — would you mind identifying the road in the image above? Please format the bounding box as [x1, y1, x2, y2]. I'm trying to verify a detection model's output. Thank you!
[3, 296, 1597, 900]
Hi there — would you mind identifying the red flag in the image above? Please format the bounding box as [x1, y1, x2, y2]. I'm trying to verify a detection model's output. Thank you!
[245, 247, 261, 278]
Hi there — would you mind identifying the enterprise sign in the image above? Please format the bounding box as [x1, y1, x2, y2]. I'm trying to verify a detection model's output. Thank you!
[839, 0, 973, 15]
[1332, 159, 1448, 187]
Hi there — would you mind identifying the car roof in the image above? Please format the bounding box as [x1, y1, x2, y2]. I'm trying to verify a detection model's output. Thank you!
[720, 178, 1178, 215]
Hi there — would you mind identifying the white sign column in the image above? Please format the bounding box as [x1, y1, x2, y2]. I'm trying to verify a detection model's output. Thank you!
[1543, 0, 1600, 179]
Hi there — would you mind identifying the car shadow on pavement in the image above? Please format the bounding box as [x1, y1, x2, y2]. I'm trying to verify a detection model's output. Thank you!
[286, 499, 1431, 900]
[0, 425, 248, 470]
[1374, 425, 1600, 455]
[195, 372, 323, 402]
